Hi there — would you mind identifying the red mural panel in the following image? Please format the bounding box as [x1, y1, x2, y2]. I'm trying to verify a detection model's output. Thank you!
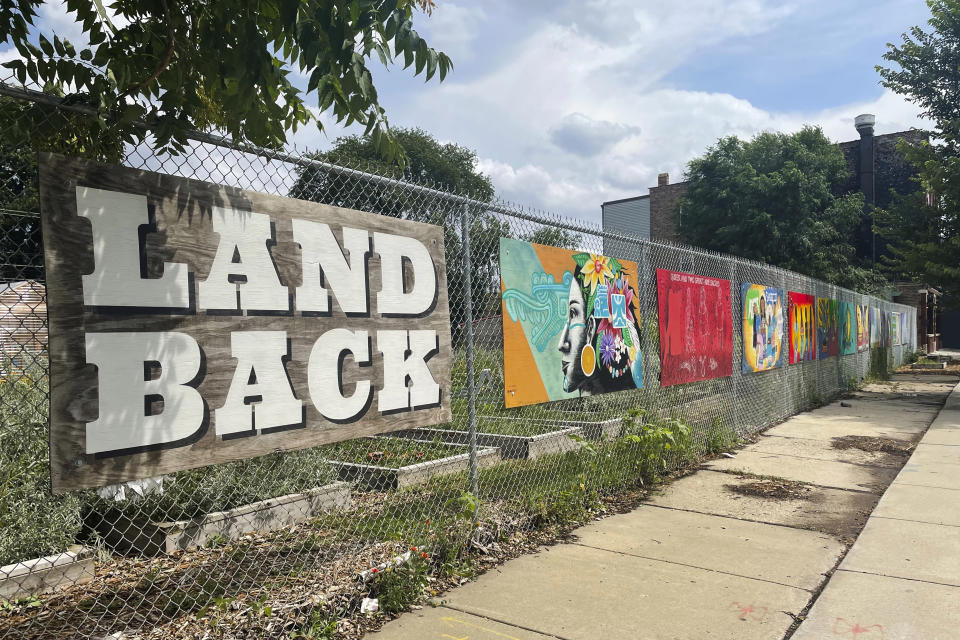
[656, 269, 732, 386]
[788, 292, 816, 364]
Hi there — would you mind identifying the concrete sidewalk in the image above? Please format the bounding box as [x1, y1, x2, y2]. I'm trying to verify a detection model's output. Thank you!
[368, 374, 959, 640]
[792, 378, 960, 640]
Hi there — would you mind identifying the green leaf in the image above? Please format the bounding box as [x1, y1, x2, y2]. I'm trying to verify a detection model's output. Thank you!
[38, 35, 53, 57]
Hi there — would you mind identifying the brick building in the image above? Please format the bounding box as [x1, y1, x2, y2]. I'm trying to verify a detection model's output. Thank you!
[0, 280, 46, 375]
[600, 173, 688, 246]
[599, 114, 947, 350]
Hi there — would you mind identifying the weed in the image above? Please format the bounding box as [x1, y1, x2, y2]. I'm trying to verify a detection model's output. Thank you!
[205, 534, 230, 549]
[369, 550, 431, 615]
[291, 609, 338, 639]
[868, 346, 892, 381]
[705, 416, 739, 454]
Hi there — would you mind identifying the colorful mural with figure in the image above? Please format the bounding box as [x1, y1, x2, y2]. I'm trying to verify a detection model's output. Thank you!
[817, 298, 839, 358]
[857, 304, 869, 352]
[839, 301, 857, 355]
[741, 283, 785, 373]
[870, 306, 881, 347]
[890, 312, 900, 346]
[500, 238, 643, 407]
[657, 269, 732, 386]
[788, 292, 816, 364]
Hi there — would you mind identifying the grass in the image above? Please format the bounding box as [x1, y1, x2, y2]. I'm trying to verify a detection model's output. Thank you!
[0, 370, 86, 567]
[326, 437, 464, 468]
[868, 345, 892, 381]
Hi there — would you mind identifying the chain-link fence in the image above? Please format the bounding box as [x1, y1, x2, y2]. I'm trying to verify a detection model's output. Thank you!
[0, 81, 918, 639]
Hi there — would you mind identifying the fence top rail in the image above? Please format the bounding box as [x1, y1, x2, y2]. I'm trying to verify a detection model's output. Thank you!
[0, 79, 912, 306]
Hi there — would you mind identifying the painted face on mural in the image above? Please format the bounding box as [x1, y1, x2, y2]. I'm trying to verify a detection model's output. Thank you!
[557, 253, 644, 396]
[558, 276, 592, 392]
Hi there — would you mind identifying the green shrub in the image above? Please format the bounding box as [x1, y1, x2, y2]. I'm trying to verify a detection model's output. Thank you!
[868, 346, 892, 381]
[370, 548, 432, 615]
[705, 416, 739, 455]
[0, 371, 87, 566]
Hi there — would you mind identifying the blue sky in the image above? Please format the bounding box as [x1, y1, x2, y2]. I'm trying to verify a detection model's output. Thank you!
[343, 0, 931, 222]
[2, 0, 934, 223]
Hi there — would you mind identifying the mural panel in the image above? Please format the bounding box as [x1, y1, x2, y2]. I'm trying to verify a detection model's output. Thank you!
[856, 304, 869, 352]
[839, 301, 857, 355]
[788, 292, 816, 364]
[890, 312, 900, 346]
[869, 306, 882, 348]
[816, 298, 839, 358]
[741, 283, 785, 373]
[656, 269, 732, 386]
[500, 238, 643, 408]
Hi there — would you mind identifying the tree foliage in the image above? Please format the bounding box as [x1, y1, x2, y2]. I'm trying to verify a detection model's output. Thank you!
[0, 0, 450, 158]
[678, 126, 885, 292]
[522, 226, 582, 250]
[289, 128, 506, 338]
[876, 0, 960, 302]
[0, 94, 124, 280]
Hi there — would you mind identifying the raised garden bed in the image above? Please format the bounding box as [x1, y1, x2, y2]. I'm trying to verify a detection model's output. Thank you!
[477, 415, 623, 442]
[911, 362, 947, 370]
[328, 438, 500, 490]
[96, 482, 352, 556]
[390, 425, 583, 460]
[0, 546, 94, 600]
[563, 416, 623, 441]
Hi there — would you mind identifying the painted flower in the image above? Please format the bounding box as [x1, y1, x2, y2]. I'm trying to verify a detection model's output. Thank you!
[581, 254, 614, 294]
[612, 277, 635, 322]
[599, 331, 617, 366]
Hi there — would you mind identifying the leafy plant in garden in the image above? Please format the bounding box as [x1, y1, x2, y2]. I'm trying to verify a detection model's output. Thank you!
[0, 369, 87, 566]
[369, 547, 432, 615]
[620, 409, 693, 482]
[705, 416, 739, 455]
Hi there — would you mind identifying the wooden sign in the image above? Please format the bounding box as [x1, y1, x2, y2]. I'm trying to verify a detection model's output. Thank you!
[40, 154, 452, 492]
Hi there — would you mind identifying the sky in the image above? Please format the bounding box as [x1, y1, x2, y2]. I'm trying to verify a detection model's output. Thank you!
[1, 0, 935, 224]
[322, 0, 933, 224]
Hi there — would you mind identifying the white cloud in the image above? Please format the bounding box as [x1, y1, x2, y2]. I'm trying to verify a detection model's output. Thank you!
[39, 1, 86, 45]
[549, 113, 641, 156]
[368, 0, 926, 224]
[420, 4, 487, 61]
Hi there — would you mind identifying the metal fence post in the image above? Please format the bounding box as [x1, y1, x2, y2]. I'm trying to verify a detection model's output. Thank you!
[461, 204, 479, 497]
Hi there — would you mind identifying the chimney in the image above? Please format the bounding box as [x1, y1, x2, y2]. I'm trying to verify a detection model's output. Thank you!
[855, 114, 876, 206]
[657, 173, 669, 187]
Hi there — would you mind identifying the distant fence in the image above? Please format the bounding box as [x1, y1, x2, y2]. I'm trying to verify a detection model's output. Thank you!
[0, 78, 917, 639]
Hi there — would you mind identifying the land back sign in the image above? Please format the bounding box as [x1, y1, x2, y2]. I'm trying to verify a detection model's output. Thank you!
[40, 154, 452, 492]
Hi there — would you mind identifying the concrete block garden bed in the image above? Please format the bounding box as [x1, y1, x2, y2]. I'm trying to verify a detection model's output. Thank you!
[390, 424, 584, 460]
[97, 482, 352, 556]
[327, 437, 501, 490]
[0, 546, 94, 599]
[545, 416, 624, 441]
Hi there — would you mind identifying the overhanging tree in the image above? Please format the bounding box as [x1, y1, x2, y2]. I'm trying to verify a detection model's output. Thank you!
[289, 128, 508, 339]
[875, 0, 960, 301]
[0, 0, 450, 158]
[677, 126, 885, 292]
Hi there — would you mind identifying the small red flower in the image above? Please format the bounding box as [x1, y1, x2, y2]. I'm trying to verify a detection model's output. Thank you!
[371, 567, 379, 574]
[420, 552, 429, 559]
[410, 546, 418, 552]
[426, 518, 430, 527]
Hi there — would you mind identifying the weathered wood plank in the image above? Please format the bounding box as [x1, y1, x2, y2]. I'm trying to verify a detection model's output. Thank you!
[39, 153, 452, 491]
